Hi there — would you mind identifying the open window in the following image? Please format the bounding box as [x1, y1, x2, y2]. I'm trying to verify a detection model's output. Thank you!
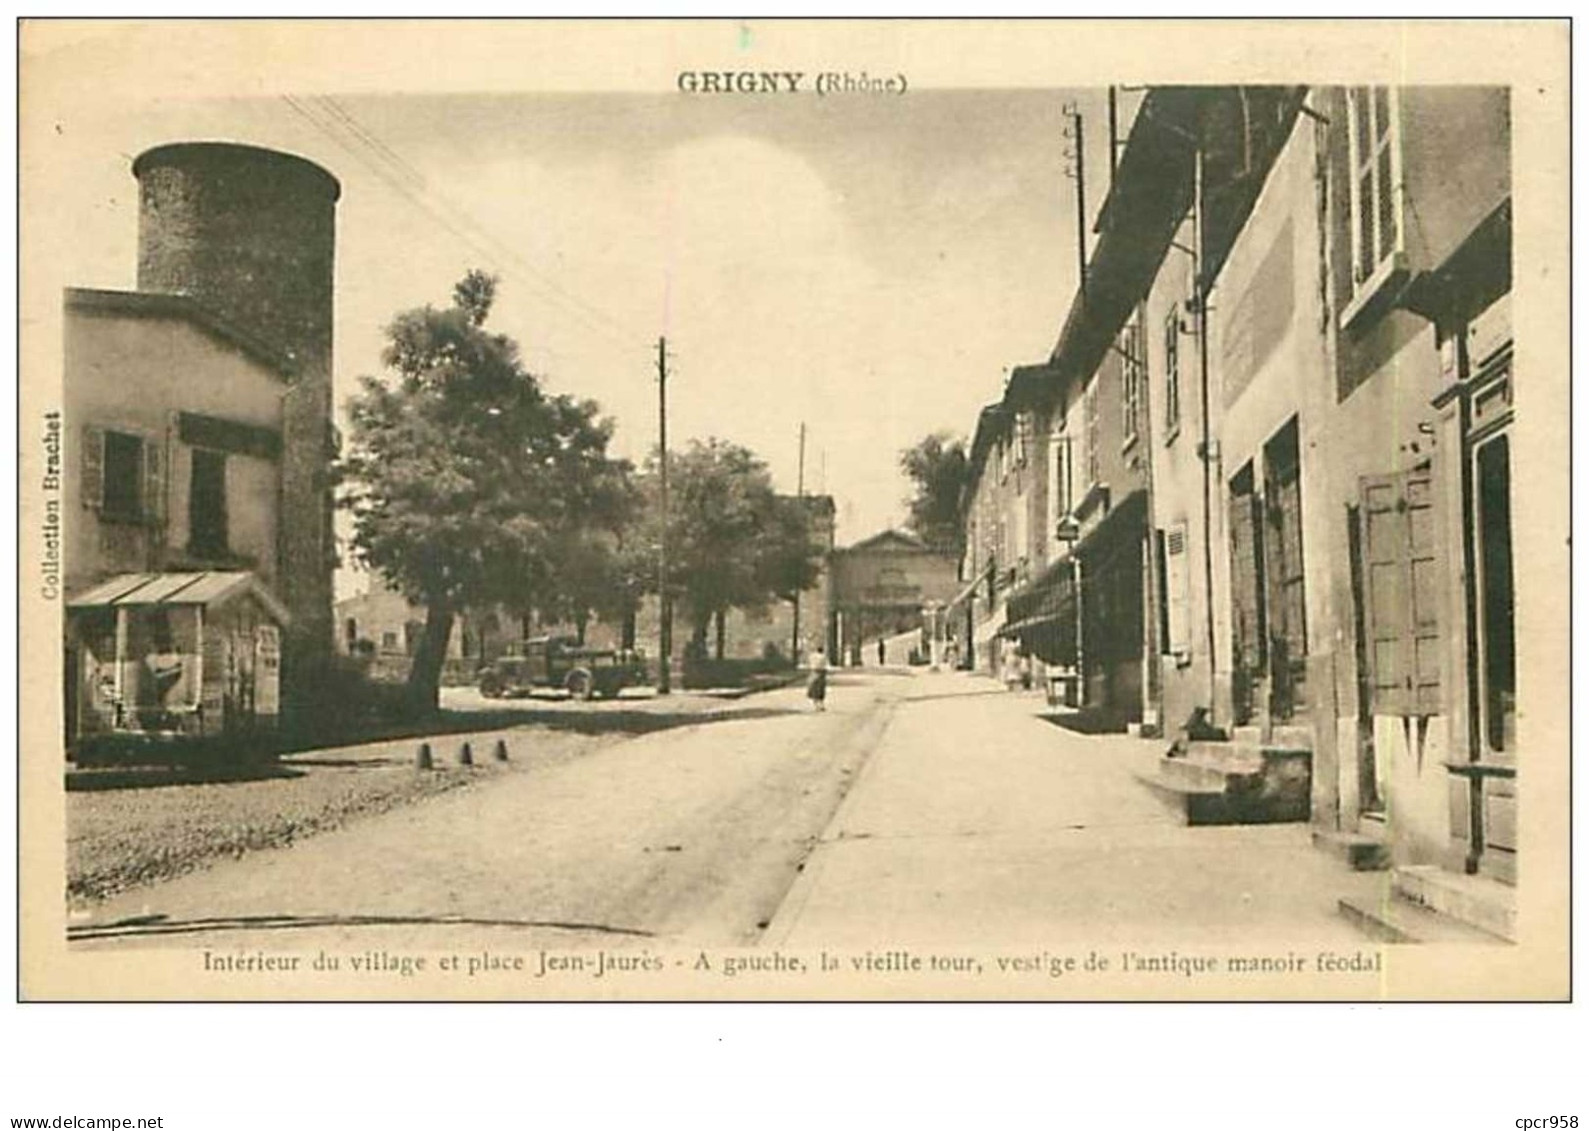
[82, 426, 163, 526]
[1341, 86, 1407, 327]
[1119, 316, 1144, 448]
[1084, 381, 1100, 486]
[188, 447, 230, 560]
[1162, 307, 1182, 440]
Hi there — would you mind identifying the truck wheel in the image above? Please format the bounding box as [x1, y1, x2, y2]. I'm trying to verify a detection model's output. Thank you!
[566, 670, 593, 701]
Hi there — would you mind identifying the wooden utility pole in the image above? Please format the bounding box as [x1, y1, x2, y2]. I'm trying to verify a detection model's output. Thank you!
[1107, 86, 1119, 186]
[797, 421, 807, 494]
[657, 336, 672, 695]
[791, 421, 806, 663]
[1069, 105, 1088, 312]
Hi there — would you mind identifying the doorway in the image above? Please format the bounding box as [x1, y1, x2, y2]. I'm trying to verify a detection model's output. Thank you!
[1346, 502, 1381, 813]
[1263, 419, 1308, 721]
[1473, 432, 1516, 756]
[1228, 462, 1265, 726]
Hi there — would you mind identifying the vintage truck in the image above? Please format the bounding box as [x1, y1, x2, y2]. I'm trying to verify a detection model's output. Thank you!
[477, 635, 650, 700]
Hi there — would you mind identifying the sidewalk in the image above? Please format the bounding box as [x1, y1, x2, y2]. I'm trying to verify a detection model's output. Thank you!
[765, 671, 1379, 949]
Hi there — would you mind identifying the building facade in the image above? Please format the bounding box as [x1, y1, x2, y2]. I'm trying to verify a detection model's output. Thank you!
[62, 289, 297, 749]
[828, 528, 960, 667]
[954, 85, 1528, 930]
[63, 142, 341, 748]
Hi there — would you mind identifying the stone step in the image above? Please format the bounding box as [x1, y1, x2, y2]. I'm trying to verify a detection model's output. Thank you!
[1226, 724, 1314, 750]
[1312, 828, 1391, 872]
[1338, 891, 1508, 945]
[1392, 865, 1517, 943]
[1135, 754, 1309, 826]
[1154, 755, 1233, 793]
[1270, 724, 1315, 751]
[1182, 742, 1311, 805]
[1132, 769, 1242, 828]
[1183, 741, 1265, 773]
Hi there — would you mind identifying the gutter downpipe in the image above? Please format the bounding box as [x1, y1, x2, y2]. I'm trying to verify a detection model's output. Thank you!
[1195, 144, 1219, 726]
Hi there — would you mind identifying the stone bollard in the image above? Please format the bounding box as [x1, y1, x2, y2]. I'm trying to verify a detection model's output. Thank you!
[416, 742, 434, 770]
[493, 738, 509, 762]
[458, 741, 473, 767]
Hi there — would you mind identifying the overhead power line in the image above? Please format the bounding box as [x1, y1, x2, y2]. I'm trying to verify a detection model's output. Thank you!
[280, 93, 653, 363]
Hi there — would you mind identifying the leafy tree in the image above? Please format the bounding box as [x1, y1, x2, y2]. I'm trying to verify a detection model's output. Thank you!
[339, 270, 631, 713]
[756, 495, 825, 605]
[901, 431, 970, 557]
[655, 439, 823, 660]
[543, 528, 634, 645]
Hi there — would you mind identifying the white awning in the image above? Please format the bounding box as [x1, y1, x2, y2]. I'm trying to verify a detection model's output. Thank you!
[67, 571, 290, 625]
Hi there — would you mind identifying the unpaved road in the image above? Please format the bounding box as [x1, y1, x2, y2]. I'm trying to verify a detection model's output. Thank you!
[70, 673, 902, 954]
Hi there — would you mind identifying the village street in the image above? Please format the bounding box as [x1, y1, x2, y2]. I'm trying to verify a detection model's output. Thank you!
[70, 669, 1379, 956]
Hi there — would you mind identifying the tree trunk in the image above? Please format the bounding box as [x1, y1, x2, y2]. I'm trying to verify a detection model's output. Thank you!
[621, 608, 637, 651]
[575, 609, 589, 646]
[405, 601, 454, 717]
[714, 608, 726, 660]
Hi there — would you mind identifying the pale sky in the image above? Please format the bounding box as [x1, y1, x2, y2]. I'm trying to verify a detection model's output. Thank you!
[25, 27, 1121, 596]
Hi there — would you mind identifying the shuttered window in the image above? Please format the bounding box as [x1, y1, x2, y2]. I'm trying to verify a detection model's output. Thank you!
[1360, 468, 1443, 716]
[1347, 86, 1403, 291]
[1163, 308, 1181, 438]
[80, 425, 104, 512]
[1056, 435, 1073, 516]
[80, 424, 163, 527]
[143, 434, 165, 527]
[1120, 317, 1144, 445]
[1084, 382, 1100, 486]
[1163, 521, 1191, 663]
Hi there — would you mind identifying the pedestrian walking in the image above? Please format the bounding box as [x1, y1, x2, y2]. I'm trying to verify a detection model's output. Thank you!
[877, 637, 886, 666]
[806, 645, 829, 712]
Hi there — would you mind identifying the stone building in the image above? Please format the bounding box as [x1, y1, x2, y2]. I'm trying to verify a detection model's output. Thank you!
[953, 85, 1534, 938]
[335, 577, 481, 685]
[649, 493, 838, 667]
[828, 528, 960, 667]
[63, 142, 340, 745]
[62, 288, 297, 749]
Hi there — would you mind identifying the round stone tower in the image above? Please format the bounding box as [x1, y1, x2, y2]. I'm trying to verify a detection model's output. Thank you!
[133, 142, 341, 729]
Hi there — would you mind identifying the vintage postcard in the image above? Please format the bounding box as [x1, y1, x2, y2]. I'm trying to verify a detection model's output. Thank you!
[17, 18, 1570, 1001]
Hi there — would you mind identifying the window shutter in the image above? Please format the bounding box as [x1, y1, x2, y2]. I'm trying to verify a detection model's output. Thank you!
[81, 425, 104, 510]
[1360, 474, 1412, 715]
[1403, 469, 1443, 715]
[1357, 469, 1443, 717]
[1228, 485, 1266, 675]
[143, 433, 165, 528]
[1165, 521, 1191, 661]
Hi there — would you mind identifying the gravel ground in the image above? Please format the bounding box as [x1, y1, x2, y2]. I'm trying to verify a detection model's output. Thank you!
[67, 728, 620, 906]
[71, 677, 889, 952]
[67, 687, 790, 907]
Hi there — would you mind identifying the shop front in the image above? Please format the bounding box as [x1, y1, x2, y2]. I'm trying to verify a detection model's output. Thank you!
[1075, 491, 1149, 727]
[65, 571, 289, 760]
[1001, 555, 1082, 705]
